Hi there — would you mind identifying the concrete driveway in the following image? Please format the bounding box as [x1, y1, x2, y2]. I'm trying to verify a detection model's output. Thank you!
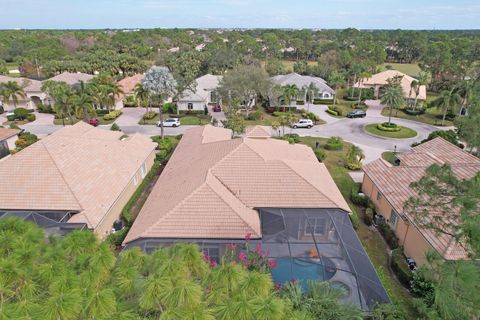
[115, 107, 145, 126]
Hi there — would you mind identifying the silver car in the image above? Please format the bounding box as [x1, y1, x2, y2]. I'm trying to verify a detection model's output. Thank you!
[291, 119, 314, 129]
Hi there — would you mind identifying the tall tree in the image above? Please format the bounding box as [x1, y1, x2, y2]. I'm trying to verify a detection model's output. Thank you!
[432, 88, 461, 126]
[328, 71, 346, 107]
[142, 66, 177, 139]
[381, 78, 405, 125]
[0, 81, 25, 109]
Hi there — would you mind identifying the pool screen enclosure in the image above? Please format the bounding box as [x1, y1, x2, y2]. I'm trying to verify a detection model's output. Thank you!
[259, 208, 390, 310]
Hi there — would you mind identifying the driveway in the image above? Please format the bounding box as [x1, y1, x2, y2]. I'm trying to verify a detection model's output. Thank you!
[302, 103, 340, 124]
[115, 107, 144, 126]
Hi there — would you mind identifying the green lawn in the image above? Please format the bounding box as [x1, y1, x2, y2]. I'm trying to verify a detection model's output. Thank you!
[280, 60, 317, 73]
[139, 114, 211, 125]
[296, 136, 417, 317]
[382, 106, 454, 127]
[243, 108, 326, 126]
[380, 63, 422, 77]
[365, 123, 417, 139]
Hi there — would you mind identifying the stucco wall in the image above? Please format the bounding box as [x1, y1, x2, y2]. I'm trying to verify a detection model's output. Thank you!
[6, 135, 18, 151]
[94, 150, 156, 239]
[362, 174, 434, 266]
[177, 101, 205, 111]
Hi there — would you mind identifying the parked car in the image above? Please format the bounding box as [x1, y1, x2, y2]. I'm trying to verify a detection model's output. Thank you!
[212, 105, 222, 112]
[291, 119, 314, 129]
[157, 118, 180, 127]
[89, 118, 99, 126]
[347, 109, 367, 118]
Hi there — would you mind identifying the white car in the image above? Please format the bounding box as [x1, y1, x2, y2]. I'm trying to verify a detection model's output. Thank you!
[291, 119, 314, 129]
[157, 118, 180, 127]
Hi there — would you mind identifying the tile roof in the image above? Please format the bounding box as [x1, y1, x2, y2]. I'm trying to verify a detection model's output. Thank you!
[0, 75, 42, 93]
[271, 73, 334, 94]
[124, 125, 350, 244]
[356, 70, 427, 100]
[0, 128, 20, 141]
[178, 74, 222, 103]
[245, 125, 272, 138]
[118, 74, 144, 95]
[363, 137, 480, 260]
[46, 72, 94, 86]
[0, 122, 156, 229]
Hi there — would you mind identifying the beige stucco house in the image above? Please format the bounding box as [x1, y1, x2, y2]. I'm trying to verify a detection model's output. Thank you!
[362, 137, 479, 266]
[0, 75, 45, 111]
[0, 122, 156, 238]
[0, 128, 20, 159]
[177, 74, 222, 111]
[355, 70, 426, 101]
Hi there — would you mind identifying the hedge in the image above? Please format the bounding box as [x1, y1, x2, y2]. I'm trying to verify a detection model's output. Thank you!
[351, 191, 368, 207]
[390, 248, 413, 288]
[377, 221, 399, 249]
[324, 136, 344, 150]
[296, 100, 305, 105]
[314, 148, 326, 162]
[403, 108, 425, 115]
[313, 98, 334, 104]
[103, 110, 122, 120]
[96, 109, 110, 115]
[142, 111, 157, 120]
[26, 114, 36, 122]
[326, 109, 338, 116]
[377, 123, 401, 132]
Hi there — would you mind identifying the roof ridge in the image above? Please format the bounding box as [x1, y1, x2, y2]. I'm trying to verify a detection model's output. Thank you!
[39, 140, 87, 222]
[206, 172, 260, 236]
[282, 159, 340, 208]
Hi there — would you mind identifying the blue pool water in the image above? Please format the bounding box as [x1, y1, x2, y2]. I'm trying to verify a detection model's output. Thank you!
[271, 257, 337, 288]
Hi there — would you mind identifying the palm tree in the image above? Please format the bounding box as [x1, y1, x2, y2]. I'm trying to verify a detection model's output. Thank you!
[142, 66, 177, 139]
[455, 79, 474, 116]
[282, 84, 299, 111]
[53, 86, 74, 126]
[2, 81, 25, 109]
[356, 71, 371, 107]
[381, 83, 405, 125]
[432, 88, 462, 126]
[328, 71, 345, 107]
[134, 83, 150, 111]
[346, 145, 365, 168]
[72, 94, 94, 121]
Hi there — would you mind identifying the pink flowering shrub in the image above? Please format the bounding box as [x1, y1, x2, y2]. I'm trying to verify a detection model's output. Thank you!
[223, 234, 278, 273]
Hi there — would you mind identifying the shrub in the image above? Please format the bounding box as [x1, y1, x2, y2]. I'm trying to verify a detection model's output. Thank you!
[26, 114, 36, 122]
[163, 102, 176, 114]
[301, 111, 320, 123]
[349, 212, 360, 230]
[246, 110, 262, 121]
[103, 110, 122, 120]
[296, 100, 305, 105]
[390, 248, 413, 288]
[325, 136, 344, 150]
[314, 148, 326, 162]
[9, 123, 20, 129]
[15, 132, 38, 151]
[13, 108, 29, 120]
[413, 129, 459, 147]
[142, 111, 157, 120]
[377, 221, 399, 249]
[123, 95, 136, 107]
[273, 111, 289, 117]
[345, 161, 362, 170]
[153, 136, 178, 162]
[326, 109, 338, 116]
[403, 108, 425, 115]
[377, 122, 401, 132]
[106, 227, 129, 246]
[343, 87, 374, 100]
[38, 104, 54, 113]
[283, 133, 300, 143]
[313, 98, 334, 104]
[327, 105, 342, 116]
[7, 115, 16, 121]
[0, 106, 4, 113]
[96, 109, 109, 115]
[410, 270, 435, 306]
[351, 191, 368, 207]
[110, 123, 120, 131]
[364, 208, 374, 226]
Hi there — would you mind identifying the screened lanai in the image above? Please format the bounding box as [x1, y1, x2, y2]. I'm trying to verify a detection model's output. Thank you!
[259, 208, 390, 310]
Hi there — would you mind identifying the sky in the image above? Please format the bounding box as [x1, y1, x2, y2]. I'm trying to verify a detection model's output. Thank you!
[1, 0, 479, 30]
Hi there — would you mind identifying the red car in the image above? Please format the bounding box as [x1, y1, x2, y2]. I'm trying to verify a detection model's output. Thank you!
[89, 118, 99, 126]
[212, 105, 222, 112]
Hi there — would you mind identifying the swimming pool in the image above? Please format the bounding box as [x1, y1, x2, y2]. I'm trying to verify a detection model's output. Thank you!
[271, 257, 337, 288]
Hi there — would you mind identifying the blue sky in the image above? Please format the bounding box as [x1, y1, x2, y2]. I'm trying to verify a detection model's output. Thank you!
[1, 0, 479, 29]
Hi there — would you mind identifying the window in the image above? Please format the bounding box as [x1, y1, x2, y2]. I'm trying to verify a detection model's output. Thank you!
[140, 163, 147, 178]
[377, 191, 382, 201]
[202, 247, 220, 263]
[133, 174, 138, 186]
[305, 218, 326, 235]
[390, 210, 398, 227]
[187, 103, 193, 110]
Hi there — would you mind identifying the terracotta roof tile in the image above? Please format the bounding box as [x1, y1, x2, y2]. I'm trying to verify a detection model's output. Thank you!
[0, 128, 20, 141]
[124, 125, 350, 244]
[363, 137, 480, 260]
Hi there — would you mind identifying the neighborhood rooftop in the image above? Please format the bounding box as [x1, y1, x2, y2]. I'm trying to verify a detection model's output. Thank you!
[0, 128, 20, 141]
[271, 72, 334, 94]
[363, 137, 480, 260]
[0, 122, 156, 230]
[47, 72, 95, 86]
[124, 125, 350, 244]
[357, 70, 427, 100]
